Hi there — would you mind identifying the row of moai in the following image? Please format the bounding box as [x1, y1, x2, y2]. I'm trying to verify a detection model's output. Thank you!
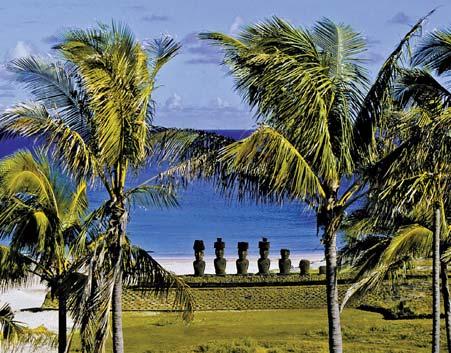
[193, 237, 326, 276]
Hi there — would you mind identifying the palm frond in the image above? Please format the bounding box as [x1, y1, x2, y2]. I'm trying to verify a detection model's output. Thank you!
[56, 22, 154, 168]
[147, 127, 234, 165]
[219, 126, 325, 202]
[341, 224, 432, 309]
[0, 303, 24, 345]
[0, 103, 96, 178]
[201, 17, 338, 182]
[394, 68, 451, 110]
[413, 27, 451, 74]
[353, 9, 435, 162]
[8, 56, 92, 137]
[122, 245, 195, 322]
[125, 184, 179, 210]
[145, 36, 181, 82]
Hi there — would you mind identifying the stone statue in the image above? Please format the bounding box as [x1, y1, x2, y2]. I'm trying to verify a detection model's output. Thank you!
[299, 259, 310, 276]
[257, 237, 271, 275]
[193, 240, 205, 276]
[278, 249, 291, 275]
[236, 242, 249, 275]
[214, 237, 226, 275]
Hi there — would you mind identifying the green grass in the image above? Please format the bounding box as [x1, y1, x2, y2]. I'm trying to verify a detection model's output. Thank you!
[69, 309, 444, 352]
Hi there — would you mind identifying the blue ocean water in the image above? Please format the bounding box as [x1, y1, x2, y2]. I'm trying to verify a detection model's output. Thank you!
[119, 129, 322, 260]
[0, 130, 343, 262]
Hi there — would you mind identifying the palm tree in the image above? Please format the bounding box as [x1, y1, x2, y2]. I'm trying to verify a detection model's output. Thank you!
[165, 13, 433, 353]
[339, 102, 451, 352]
[0, 150, 90, 353]
[411, 30, 451, 351]
[339, 26, 451, 351]
[0, 23, 224, 353]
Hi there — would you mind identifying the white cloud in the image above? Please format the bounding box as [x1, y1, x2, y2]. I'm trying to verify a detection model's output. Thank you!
[229, 16, 244, 35]
[4, 41, 38, 62]
[210, 97, 230, 109]
[165, 93, 183, 110]
[156, 95, 254, 129]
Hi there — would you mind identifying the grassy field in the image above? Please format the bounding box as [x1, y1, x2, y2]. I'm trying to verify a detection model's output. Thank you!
[69, 309, 444, 353]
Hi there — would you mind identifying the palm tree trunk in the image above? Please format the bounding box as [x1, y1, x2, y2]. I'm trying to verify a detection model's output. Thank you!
[111, 200, 127, 353]
[325, 229, 343, 353]
[112, 270, 124, 353]
[58, 292, 67, 353]
[432, 205, 441, 353]
[441, 259, 451, 352]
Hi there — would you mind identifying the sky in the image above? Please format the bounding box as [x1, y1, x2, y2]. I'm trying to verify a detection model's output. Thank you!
[0, 0, 448, 129]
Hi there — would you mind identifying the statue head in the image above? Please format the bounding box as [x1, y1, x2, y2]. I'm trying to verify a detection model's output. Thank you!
[193, 240, 205, 261]
[258, 237, 270, 259]
[280, 249, 290, 260]
[195, 250, 204, 261]
[214, 237, 225, 259]
[237, 242, 248, 260]
[215, 248, 224, 258]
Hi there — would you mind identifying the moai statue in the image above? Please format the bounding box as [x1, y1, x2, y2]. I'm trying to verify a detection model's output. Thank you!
[193, 240, 205, 277]
[319, 265, 327, 275]
[236, 242, 249, 275]
[278, 249, 291, 275]
[299, 259, 310, 276]
[257, 237, 271, 275]
[214, 237, 226, 275]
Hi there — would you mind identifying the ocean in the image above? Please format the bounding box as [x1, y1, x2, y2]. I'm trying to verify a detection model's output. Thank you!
[1, 130, 341, 272]
[116, 130, 325, 269]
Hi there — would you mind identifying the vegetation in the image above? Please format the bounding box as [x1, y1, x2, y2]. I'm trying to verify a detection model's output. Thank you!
[68, 309, 441, 353]
[158, 12, 434, 353]
[0, 302, 56, 352]
[0, 150, 91, 353]
[0, 9, 450, 353]
[339, 22, 451, 353]
[0, 23, 225, 353]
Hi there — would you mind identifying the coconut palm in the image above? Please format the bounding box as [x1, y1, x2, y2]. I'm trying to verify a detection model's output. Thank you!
[0, 150, 194, 353]
[340, 27, 451, 351]
[0, 150, 91, 353]
[0, 23, 224, 353]
[164, 13, 433, 353]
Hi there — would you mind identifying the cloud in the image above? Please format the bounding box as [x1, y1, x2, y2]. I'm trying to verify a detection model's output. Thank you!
[182, 17, 246, 65]
[209, 97, 230, 109]
[229, 16, 244, 35]
[365, 36, 381, 46]
[22, 19, 39, 24]
[4, 41, 39, 62]
[165, 93, 183, 110]
[125, 4, 147, 11]
[182, 32, 222, 65]
[387, 12, 412, 25]
[0, 41, 40, 83]
[141, 14, 170, 22]
[365, 51, 385, 64]
[42, 34, 60, 45]
[0, 84, 15, 91]
[155, 94, 252, 129]
[0, 92, 15, 98]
